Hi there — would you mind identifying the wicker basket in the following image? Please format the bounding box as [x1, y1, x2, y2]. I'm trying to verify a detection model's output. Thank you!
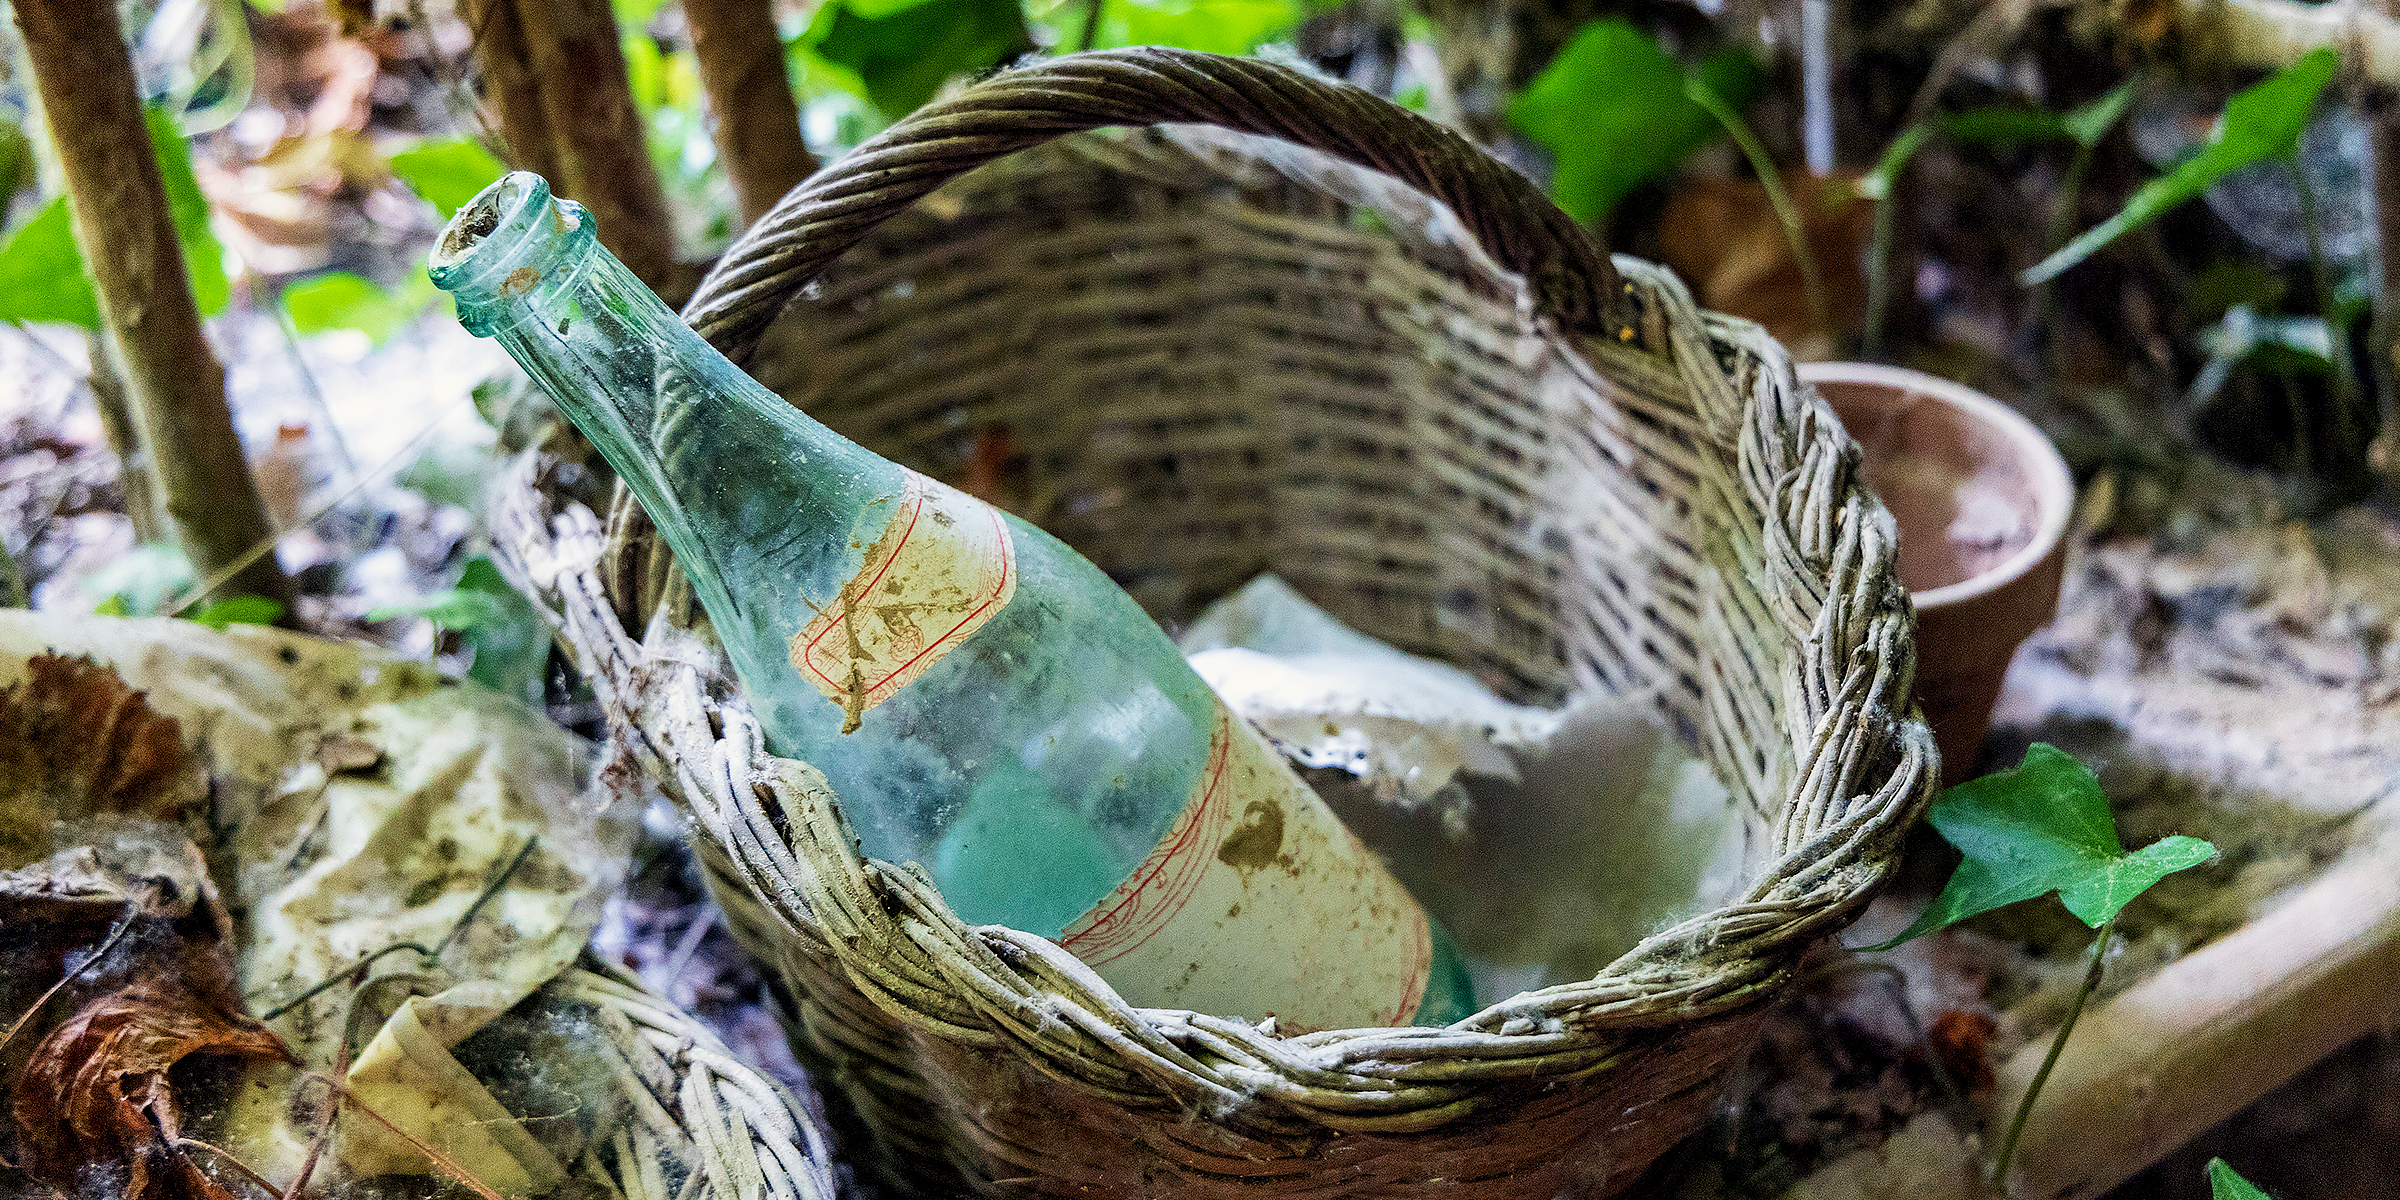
[497, 47, 1934, 1199]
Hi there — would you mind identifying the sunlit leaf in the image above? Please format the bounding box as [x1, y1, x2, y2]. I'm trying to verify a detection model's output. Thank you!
[806, 0, 1034, 119]
[146, 106, 229, 317]
[389, 137, 509, 219]
[1505, 19, 1761, 224]
[2060, 80, 2140, 150]
[1871, 743, 2218, 948]
[186, 595, 285, 630]
[364, 558, 548, 703]
[2026, 49, 2336, 285]
[0, 106, 227, 328]
[0, 201, 101, 328]
[285, 271, 439, 345]
[2207, 1159, 2270, 1200]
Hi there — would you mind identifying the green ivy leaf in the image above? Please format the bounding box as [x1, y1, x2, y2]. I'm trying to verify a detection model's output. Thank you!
[806, 0, 1034, 119]
[2026, 49, 2336, 285]
[1871, 743, 2218, 949]
[2207, 1159, 2270, 1200]
[285, 271, 440, 345]
[1505, 19, 1761, 225]
[187, 595, 285, 631]
[0, 106, 227, 328]
[389, 138, 509, 219]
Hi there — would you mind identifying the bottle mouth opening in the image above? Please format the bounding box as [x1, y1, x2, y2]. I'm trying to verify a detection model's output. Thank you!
[428, 171, 585, 294]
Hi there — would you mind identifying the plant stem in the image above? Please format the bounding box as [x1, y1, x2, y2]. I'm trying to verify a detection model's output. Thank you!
[11, 0, 295, 616]
[2290, 151, 2367, 494]
[1690, 78, 1833, 344]
[2028, 137, 2098, 415]
[1993, 917, 2112, 1190]
[1078, 0, 1105, 52]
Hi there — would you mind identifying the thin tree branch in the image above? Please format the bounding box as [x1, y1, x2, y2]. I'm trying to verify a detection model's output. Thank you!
[684, 0, 817, 229]
[9, 0, 294, 613]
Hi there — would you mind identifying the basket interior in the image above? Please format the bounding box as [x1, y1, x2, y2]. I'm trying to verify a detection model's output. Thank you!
[745, 127, 1799, 837]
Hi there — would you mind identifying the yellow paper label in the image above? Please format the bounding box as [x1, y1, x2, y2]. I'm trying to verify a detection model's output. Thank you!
[1061, 707, 1433, 1032]
[790, 471, 1016, 731]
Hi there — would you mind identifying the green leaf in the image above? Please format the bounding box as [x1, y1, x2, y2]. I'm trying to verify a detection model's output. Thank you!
[366, 587, 512, 631]
[1943, 107, 2071, 146]
[365, 558, 549, 704]
[1871, 743, 2218, 948]
[285, 271, 439, 345]
[0, 201, 101, 328]
[2208, 1159, 2271, 1200]
[1857, 121, 1936, 201]
[0, 105, 229, 328]
[806, 0, 1034, 119]
[186, 595, 285, 630]
[1105, 0, 1298, 54]
[454, 558, 549, 704]
[82, 543, 197, 617]
[2026, 49, 2337, 285]
[389, 138, 509, 219]
[2061, 79, 2140, 150]
[146, 106, 229, 318]
[1505, 19, 1761, 224]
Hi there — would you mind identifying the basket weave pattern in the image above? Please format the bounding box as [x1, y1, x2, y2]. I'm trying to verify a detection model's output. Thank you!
[500, 48, 1935, 1198]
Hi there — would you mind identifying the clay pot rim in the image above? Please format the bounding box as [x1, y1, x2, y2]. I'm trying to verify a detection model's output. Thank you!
[1797, 362, 2074, 611]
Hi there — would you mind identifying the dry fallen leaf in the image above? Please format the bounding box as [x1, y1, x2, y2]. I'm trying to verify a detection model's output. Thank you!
[11, 981, 294, 1200]
[0, 653, 206, 870]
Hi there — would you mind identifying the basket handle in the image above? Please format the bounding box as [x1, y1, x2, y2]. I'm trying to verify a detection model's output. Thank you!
[680, 46, 1627, 364]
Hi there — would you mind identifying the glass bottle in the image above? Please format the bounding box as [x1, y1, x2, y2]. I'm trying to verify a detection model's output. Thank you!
[431, 173, 1472, 1030]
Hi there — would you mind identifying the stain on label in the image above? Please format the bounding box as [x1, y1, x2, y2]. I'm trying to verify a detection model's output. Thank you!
[1060, 707, 1433, 1031]
[789, 471, 1016, 732]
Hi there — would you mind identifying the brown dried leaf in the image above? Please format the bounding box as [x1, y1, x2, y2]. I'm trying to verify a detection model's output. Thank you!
[0, 655, 206, 871]
[11, 982, 294, 1200]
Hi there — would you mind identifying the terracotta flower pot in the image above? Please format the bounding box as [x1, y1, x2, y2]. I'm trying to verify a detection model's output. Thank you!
[1800, 363, 2074, 784]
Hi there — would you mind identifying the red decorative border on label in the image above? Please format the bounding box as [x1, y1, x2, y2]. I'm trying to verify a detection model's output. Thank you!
[1059, 710, 1237, 964]
[790, 472, 1016, 730]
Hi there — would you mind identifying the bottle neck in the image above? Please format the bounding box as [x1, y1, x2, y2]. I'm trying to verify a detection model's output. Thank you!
[430, 172, 899, 636]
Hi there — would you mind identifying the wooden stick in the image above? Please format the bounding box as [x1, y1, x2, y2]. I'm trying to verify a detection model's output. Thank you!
[9, 0, 294, 613]
[684, 0, 816, 228]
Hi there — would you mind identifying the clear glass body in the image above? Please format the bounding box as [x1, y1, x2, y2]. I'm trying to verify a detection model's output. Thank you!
[432, 174, 1470, 1025]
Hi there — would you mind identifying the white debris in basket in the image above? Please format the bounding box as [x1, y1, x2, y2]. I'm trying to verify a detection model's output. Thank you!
[1181, 574, 1561, 802]
[1180, 573, 1762, 987]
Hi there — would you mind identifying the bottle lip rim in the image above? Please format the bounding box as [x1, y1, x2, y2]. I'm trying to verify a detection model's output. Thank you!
[428, 171, 585, 296]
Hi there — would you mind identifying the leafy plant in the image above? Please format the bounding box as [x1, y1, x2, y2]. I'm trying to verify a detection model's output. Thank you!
[186, 595, 286, 631]
[1873, 743, 2217, 1185]
[2208, 1158, 2270, 1200]
[0, 106, 229, 329]
[1023, 0, 1301, 56]
[1505, 19, 1761, 226]
[1855, 81, 2138, 356]
[365, 557, 549, 704]
[84, 544, 198, 617]
[284, 271, 441, 346]
[803, 0, 1035, 120]
[387, 137, 509, 220]
[2024, 48, 2336, 286]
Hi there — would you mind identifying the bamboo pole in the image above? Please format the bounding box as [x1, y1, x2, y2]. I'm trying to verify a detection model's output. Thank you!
[10, 0, 293, 612]
[684, 0, 816, 228]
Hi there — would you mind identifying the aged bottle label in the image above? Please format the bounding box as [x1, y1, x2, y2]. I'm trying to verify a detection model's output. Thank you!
[790, 471, 1016, 732]
[1060, 707, 1434, 1032]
